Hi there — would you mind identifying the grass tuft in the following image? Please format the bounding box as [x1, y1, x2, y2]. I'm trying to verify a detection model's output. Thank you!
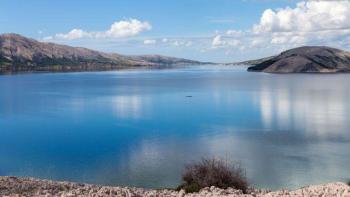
[177, 158, 249, 193]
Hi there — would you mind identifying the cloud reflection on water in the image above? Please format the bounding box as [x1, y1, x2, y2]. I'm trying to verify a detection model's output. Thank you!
[258, 78, 350, 140]
[111, 95, 144, 119]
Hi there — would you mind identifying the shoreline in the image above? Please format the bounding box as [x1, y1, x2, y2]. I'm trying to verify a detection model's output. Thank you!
[1, 176, 349, 197]
[0, 64, 218, 76]
[0, 65, 172, 76]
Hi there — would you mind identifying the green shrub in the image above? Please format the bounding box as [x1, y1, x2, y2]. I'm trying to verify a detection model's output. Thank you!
[347, 181, 350, 186]
[177, 158, 249, 193]
[177, 182, 200, 193]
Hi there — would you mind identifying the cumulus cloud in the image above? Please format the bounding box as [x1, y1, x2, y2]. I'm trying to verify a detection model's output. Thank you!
[143, 39, 157, 45]
[251, 0, 350, 46]
[212, 35, 223, 47]
[171, 40, 194, 47]
[211, 0, 350, 56]
[141, 38, 195, 47]
[226, 30, 243, 37]
[212, 35, 240, 48]
[46, 19, 152, 40]
[54, 29, 89, 40]
[253, 1, 350, 33]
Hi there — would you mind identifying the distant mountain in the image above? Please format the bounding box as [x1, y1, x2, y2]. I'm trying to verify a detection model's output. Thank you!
[128, 54, 206, 66]
[0, 33, 204, 74]
[228, 56, 275, 66]
[247, 46, 350, 73]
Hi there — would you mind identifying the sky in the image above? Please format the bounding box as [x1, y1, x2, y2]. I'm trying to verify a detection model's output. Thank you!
[1, 0, 350, 62]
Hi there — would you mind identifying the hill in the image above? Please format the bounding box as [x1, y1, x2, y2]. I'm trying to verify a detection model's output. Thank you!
[0, 33, 203, 73]
[247, 46, 350, 73]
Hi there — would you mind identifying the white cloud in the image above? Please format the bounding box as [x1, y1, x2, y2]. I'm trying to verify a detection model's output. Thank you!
[162, 38, 168, 43]
[226, 30, 243, 37]
[143, 39, 157, 45]
[185, 41, 193, 47]
[253, 1, 350, 33]
[212, 35, 240, 48]
[47, 19, 152, 40]
[171, 40, 194, 47]
[269, 32, 307, 45]
[210, 0, 350, 57]
[54, 29, 89, 40]
[103, 19, 151, 38]
[212, 35, 223, 47]
[251, 0, 350, 46]
[250, 37, 267, 47]
[173, 40, 181, 46]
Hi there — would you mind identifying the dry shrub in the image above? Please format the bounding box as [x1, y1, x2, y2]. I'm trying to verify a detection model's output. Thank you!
[177, 158, 249, 193]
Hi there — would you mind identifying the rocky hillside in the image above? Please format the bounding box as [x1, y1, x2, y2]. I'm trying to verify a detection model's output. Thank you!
[247, 46, 350, 73]
[229, 56, 275, 66]
[0, 33, 202, 73]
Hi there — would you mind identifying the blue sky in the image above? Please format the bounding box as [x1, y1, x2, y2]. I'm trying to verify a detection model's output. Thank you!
[1, 0, 350, 62]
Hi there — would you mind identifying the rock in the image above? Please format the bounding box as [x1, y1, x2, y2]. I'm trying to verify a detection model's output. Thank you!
[178, 189, 185, 197]
[0, 176, 349, 197]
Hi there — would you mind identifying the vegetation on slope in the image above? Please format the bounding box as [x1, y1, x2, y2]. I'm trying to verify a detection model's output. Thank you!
[177, 158, 249, 193]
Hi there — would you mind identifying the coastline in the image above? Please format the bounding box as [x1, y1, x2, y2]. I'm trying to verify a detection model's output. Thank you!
[1, 176, 349, 197]
[0, 65, 174, 76]
[0, 64, 217, 76]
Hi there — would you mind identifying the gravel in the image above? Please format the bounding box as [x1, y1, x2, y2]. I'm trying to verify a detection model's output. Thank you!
[0, 176, 349, 197]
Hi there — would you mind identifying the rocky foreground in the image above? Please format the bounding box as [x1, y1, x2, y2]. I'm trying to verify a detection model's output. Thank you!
[1, 177, 350, 197]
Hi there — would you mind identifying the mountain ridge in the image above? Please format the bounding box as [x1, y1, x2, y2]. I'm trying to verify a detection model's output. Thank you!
[0, 33, 205, 74]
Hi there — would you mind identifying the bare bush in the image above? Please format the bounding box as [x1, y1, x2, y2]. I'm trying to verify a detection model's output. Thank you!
[177, 158, 249, 193]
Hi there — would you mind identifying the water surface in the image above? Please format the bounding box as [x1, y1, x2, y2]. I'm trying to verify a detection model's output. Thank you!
[0, 66, 349, 190]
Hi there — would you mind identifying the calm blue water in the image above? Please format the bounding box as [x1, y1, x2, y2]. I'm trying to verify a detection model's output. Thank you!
[0, 66, 350, 190]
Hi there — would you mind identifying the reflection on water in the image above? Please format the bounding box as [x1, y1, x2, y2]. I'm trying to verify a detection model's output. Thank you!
[259, 78, 350, 140]
[110, 95, 143, 119]
[0, 66, 349, 190]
